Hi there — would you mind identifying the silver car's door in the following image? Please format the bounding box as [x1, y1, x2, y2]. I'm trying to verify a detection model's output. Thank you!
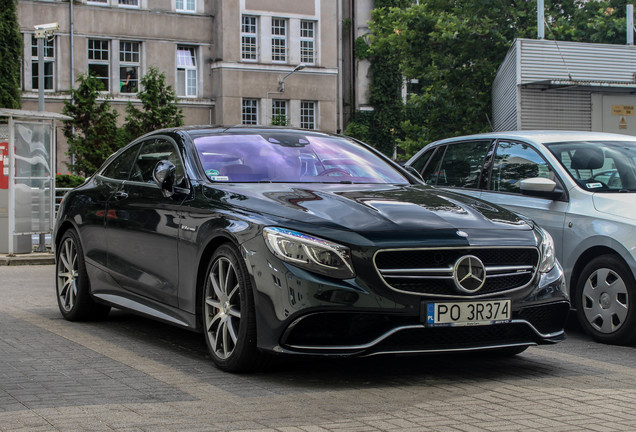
[480, 140, 568, 263]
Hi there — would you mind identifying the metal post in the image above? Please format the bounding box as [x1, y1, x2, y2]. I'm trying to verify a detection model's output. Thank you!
[37, 38, 47, 252]
[628, 5, 634, 45]
[37, 38, 45, 112]
[7, 117, 14, 256]
[537, 0, 545, 40]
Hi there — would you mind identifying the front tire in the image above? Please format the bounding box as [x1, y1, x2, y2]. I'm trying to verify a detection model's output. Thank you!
[202, 244, 263, 372]
[575, 255, 636, 345]
[56, 229, 110, 321]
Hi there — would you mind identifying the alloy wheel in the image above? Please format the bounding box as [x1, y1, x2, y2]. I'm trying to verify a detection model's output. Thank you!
[204, 256, 242, 360]
[57, 237, 79, 312]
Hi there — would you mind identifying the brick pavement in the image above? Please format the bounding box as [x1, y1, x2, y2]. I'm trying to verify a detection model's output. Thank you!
[1, 265, 636, 431]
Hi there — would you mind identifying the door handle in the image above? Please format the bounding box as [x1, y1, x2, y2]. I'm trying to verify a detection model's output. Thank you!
[114, 191, 128, 201]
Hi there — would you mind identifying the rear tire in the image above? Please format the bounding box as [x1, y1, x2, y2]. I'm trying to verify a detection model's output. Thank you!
[575, 255, 636, 345]
[55, 229, 110, 321]
[202, 244, 264, 372]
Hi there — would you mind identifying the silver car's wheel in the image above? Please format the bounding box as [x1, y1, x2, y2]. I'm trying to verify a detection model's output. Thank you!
[202, 244, 263, 372]
[55, 229, 110, 321]
[576, 255, 636, 345]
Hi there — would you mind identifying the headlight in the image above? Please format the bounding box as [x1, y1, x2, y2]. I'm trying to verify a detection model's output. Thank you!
[263, 227, 355, 279]
[537, 226, 556, 273]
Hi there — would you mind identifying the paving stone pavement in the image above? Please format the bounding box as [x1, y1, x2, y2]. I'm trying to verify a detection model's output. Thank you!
[2, 265, 636, 431]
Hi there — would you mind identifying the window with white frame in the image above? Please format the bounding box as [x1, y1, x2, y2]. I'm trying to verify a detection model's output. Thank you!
[272, 99, 288, 125]
[118, 0, 139, 7]
[300, 101, 316, 129]
[271, 18, 287, 63]
[87, 0, 107, 4]
[88, 39, 110, 91]
[31, 35, 55, 90]
[242, 99, 259, 125]
[241, 15, 258, 61]
[119, 41, 140, 94]
[300, 20, 315, 65]
[176, 45, 197, 97]
[176, 0, 195, 12]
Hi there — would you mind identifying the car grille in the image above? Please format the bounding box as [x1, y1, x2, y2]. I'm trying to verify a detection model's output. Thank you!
[518, 302, 570, 335]
[374, 247, 540, 298]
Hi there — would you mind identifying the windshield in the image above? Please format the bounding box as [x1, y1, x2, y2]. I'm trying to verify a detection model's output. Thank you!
[546, 140, 636, 192]
[193, 132, 409, 184]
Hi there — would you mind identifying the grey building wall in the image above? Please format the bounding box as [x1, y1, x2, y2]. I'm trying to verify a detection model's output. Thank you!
[492, 41, 518, 131]
[493, 38, 636, 134]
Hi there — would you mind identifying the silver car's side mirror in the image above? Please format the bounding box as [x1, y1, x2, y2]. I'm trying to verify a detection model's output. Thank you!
[520, 177, 556, 193]
[520, 177, 564, 201]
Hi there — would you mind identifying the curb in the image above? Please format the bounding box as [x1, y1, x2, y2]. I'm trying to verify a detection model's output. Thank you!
[0, 253, 55, 266]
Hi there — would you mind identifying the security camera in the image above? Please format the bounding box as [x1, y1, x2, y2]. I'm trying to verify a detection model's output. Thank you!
[34, 22, 59, 38]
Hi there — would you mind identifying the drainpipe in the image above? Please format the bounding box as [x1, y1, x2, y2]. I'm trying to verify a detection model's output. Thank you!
[337, 0, 343, 133]
[70, 0, 74, 86]
[69, 0, 75, 168]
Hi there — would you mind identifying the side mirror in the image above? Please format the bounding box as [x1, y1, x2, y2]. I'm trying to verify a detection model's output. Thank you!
[153, 160, 176, 198]
[520, 177, 564, 200]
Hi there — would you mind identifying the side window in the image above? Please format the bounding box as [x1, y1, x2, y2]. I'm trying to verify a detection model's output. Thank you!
[133, 138, 185, 185]
[101, 143, 141, 180]
[410, 148, 435, 173]
[490, 141, 554, 193]
[420, 146, 446, 185]
[437, 141, 490, 188]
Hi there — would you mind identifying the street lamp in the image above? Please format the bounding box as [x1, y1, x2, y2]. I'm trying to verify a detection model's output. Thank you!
[34, 22, 59, 112]
[278, 64, 305, 92]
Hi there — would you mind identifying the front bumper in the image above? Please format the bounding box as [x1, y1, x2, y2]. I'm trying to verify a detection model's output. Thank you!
[245, 238, 569, 357]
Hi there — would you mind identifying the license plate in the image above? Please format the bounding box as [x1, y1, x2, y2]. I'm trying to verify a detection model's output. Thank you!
[424, 300, 511, 327]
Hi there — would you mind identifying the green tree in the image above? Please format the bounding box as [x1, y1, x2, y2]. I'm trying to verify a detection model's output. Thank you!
[121, 67, 183, 144]
[0, 0, 23, 109]
[62, 74, 120, 177]
[352, 0, 632, 159]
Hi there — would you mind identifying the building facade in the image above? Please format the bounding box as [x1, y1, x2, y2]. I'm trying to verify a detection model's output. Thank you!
[493, 38, 636, 136]
[17, 0, 343, 170]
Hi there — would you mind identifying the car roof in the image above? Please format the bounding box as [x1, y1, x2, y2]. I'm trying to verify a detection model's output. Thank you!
[145, 125, 338, 140]
[431, 130, 636, 147]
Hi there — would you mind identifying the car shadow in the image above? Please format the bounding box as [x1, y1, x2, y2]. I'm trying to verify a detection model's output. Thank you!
[50, 308, 588, 390]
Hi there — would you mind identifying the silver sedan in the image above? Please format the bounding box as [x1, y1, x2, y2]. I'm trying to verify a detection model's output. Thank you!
[406, 131, 636, 345]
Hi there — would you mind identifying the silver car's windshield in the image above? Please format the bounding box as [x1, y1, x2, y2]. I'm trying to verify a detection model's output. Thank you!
[193, 132, 409, 184]
[546, 140, 636, 192]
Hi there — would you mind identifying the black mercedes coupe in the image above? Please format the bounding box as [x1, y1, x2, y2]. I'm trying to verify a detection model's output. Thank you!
[54, 126, 569, 372]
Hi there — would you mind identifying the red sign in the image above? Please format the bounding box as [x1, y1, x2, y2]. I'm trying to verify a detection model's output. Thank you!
[0, 142, 8, 189]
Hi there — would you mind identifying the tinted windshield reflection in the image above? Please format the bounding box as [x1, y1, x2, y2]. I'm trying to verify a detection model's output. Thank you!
[546, 141, 636, 192]
[193, 133, 408, 184]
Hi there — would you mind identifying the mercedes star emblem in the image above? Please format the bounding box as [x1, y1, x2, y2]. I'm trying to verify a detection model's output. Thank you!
[453, 255, 486, 293]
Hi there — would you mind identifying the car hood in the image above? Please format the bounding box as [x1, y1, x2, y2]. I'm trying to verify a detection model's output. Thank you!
[593, 192, 636, 222]
[207, 183, 532, 239]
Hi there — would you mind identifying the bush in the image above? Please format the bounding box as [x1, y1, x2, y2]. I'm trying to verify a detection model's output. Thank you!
[56, 173, 86, 188]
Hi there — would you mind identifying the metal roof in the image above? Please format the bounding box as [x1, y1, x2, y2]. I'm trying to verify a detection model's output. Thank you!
[0, 108, 71, 121]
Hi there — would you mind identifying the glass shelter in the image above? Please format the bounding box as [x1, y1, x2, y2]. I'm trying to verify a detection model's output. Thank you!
[0, 109, 70, 254]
